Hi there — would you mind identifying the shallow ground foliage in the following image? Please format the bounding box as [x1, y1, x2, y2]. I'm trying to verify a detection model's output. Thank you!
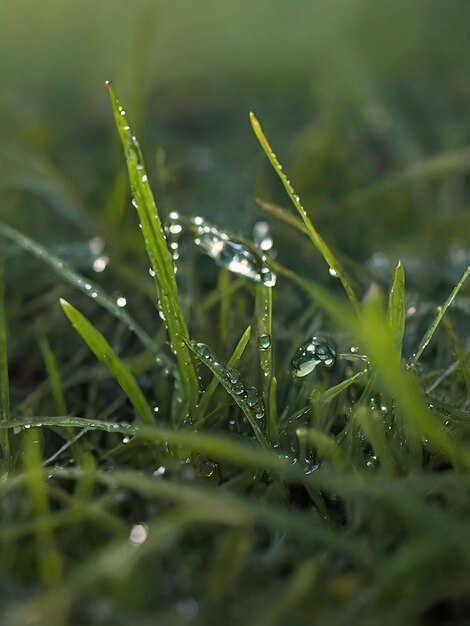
[0, 73, 469, 626]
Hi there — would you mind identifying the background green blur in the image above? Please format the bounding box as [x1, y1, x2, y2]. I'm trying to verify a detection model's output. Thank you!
[2, 0, 470, 267]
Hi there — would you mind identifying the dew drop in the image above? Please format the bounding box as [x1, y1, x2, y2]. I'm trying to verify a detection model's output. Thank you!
[291, 337, 337, 377]
[258, 333, 271, 350]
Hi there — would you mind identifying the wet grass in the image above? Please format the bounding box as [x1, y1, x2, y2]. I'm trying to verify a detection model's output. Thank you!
[0, 82, 470, 626]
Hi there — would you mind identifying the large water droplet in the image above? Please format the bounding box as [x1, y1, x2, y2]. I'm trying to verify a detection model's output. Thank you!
[291, 336, 337, 377]
[258, 333, 271, 350]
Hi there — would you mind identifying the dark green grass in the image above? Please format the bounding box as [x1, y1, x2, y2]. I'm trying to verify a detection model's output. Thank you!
[0, 84, 470, 626]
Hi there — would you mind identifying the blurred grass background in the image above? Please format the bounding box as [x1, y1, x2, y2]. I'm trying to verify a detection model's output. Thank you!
[2, 0, 470, 261]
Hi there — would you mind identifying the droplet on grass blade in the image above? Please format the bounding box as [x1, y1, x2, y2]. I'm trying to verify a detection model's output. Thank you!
[291, 337, 337, 378]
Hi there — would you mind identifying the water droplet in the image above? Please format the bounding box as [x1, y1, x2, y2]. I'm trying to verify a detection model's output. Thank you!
[291, 337, 337, 377]
[129, 523, 148, 545]
[253, 221, 273, 251]
[329, 267, 339, 278]
[194, 342, 211, 360]
[92, 255, 109, 273]
[116, 297, 127, 308]
[153, 466, 166, 477]
[258, 333, 271, 350]
[89, 236, 104, 255]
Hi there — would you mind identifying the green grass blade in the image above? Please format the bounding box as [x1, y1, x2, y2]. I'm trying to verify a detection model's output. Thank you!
[40, 338, 68, 416]
[268, 376, 279, 444]
[408, 265, 470, 369]
[318, 370, 367, 406]
[0, 255, 10, 460]
[250, 112, 360, 313]
[60, 299, 155, 425]
[23, 429, 62, 586]
[387, 261, 406, 361]
[196, 325, 251, 423]
[255, 283, 273, 407]
[0, 221, 173, 373]
[107, 82, 198, 413]
[186, 340, 269, 447]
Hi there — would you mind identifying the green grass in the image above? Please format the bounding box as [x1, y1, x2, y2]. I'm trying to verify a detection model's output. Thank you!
[0, 84, 470, 626]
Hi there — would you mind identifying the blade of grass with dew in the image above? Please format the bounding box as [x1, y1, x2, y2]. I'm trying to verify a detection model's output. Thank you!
[318, 370, 367, 406]
[255, 282, 273, 409]
[107, 83, 198, 413]
[60, 299, 155, 425]
[249, 112, 360, 313]
[23, 429, 62, 586]
[0, 255, 10, 461]
[0, 221, 173, 373]
[39, 338, 68, 416]
[387, 261, 406, 361]
[187, 339, 269, 447]
[408, 265, 470, 369]
[196, 325, 251, 424]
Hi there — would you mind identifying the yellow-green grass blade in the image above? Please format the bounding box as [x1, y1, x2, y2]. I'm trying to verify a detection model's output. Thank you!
[408, 265, 470, 369]
[23, 429, 62, 586]
[39, 338, 68, 416]
[107, 83, 198, 413]
[387, 261, 406, 361]
[250, 112, 360, 313]
[60, 299, 155, 425]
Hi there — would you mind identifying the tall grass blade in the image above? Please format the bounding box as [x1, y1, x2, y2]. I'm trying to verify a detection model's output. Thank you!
[60, 299, 155, 425]
[107, 82, 199, 413]
[250, 112, 360, 313]
[408, 265, 470, 369]
[387, 261, 406, 361]
[40, 338, 68, 416]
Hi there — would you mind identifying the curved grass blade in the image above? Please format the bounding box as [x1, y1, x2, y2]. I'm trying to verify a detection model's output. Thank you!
[249, 112, 360, 313]
[387, 261, 406, 361]
[107, 82, 198, 413]
[407, 265, 470, 369]
[60, 299, 155, 425]
[196, 325, 251, 423]
[187, 340, 269, 447]
[0, 221, 173, 373]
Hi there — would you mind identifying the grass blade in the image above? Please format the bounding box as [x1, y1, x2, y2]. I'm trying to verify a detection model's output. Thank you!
[408, 265, 470, 369]
[0, 221, 173, 373]
[256, 282, 273, 407]
[196, 325, 252, 423]
[387, 261, 406, 361]
[186, 340, 269, 447]
[40, 338, 68, 416]
[107, 82, 198, 413]
[60, 299, 155, 425]
[249, 112, 360, 313]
